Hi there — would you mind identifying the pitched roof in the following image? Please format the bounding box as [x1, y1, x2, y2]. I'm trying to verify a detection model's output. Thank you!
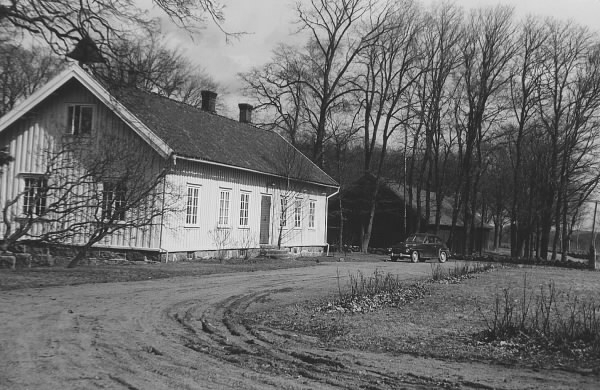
[113, 87, 338, 187]
[343, 174, 491, 228]
[0, 65, 173, 158]
[0, 64, 338, 188]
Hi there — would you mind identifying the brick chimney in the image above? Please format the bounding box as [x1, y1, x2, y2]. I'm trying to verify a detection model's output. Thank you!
[201, 90, 217, 113]
[238, 103, 253, 123]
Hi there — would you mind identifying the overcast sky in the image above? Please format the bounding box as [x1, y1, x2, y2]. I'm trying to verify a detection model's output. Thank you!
[153, 0, 600, 116]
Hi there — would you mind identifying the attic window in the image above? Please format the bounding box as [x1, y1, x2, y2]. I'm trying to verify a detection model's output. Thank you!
[67, 105, 93, 135]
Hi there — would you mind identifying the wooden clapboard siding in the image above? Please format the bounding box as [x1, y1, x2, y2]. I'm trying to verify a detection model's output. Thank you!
[160, 158, 329, 252]
[0, 80, 164, 250]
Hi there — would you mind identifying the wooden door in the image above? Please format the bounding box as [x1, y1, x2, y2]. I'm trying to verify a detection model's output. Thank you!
[259, 195, 271, 245]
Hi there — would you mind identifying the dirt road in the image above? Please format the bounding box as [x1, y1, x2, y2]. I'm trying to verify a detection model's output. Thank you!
[0, 261, 596, 389]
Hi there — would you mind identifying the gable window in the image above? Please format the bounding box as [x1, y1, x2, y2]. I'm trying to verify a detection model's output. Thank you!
[23, 176, 48, 216]
[67, 105, 93, 135]
[186, 185, 200, 225]
[294, 199, 302, 228]
[218, 189, 231, 227]
[239, 192, 250, 227]
[102, 182, 126, 221]
[308, 200, 316, 229]
[280, 196, 288, 227]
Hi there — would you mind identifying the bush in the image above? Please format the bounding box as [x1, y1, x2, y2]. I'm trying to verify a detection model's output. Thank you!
[479, 274, 600, 356]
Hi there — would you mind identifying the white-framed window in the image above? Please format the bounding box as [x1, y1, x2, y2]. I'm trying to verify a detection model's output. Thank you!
[67, 104, 94, 135]
[185, 185, 200, 225]
[218, 189, 231, 227]
[101, 182, 126, 221]
[308, 200, 316, 229]
[239, 192, 250, 227]
[280, 196, 288, 227]
[294, 198, 302, 228]
[23, 176, 48, 216]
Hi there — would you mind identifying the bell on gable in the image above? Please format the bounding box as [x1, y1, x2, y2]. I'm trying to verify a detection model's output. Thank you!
[66, 35, 105, 64]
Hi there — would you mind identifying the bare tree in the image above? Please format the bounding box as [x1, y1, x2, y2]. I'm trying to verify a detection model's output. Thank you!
[536, 19, 598, 260]
[414, 1, 463, 237]
[506, 16, 546, 257]
[0, 43, 64, 116]
[456, 5, 517, 254]
[240, 44, 309, 146]
[357, 0, 424, 252]
[1, 137, 177, 267]
[0, 0, 230, 57]
[265, 140, 315, 249]
[90, 32, 219, 108]
[293, 0, 388, 166]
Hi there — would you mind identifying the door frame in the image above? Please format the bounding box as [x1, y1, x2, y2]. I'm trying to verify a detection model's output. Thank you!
[259, 194, 272, 245]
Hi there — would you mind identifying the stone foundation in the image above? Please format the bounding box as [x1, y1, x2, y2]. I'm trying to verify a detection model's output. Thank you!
[0, 242, 326, 268]
[163, 246, 324, 263]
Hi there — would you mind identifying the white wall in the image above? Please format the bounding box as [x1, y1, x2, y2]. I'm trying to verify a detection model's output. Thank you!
[160, 158, 330, 252]
[0, 80, 164, 250]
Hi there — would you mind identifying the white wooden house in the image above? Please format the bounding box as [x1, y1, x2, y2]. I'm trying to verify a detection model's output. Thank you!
[0, 65, 339, 261]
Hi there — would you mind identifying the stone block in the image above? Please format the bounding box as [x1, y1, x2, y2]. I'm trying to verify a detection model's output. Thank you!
[15, 253, 32, 269]
[0, 254, 16, 270]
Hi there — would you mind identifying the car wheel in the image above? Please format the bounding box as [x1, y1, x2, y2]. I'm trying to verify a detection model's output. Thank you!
[410, 251, 419, 263]
[438, 250, 448, 263]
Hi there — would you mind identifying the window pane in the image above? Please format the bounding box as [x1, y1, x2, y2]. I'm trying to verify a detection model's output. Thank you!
[294, 199, 301, 228]
[68, 105, 93, 135]
[67, 106, 75, 134]
[219, 190, 230, 226]
[80, 106, 93, 134]
[23, 177, 47, 216]
[239, 193, 249, 226]
[309, 201, 315, 228]
[73, 106, 81, 135]
[186, 186, 199, 225]
[102, 182, 127, 221]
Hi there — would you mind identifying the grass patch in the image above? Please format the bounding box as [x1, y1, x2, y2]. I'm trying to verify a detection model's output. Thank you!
[244, 266, 600, 372]
[0, 258, 319, 291]
[478, 273, 600, 359]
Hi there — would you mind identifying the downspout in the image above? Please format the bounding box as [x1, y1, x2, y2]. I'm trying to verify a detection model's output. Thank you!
[158, 154, 176, 262]
[325, 187, 340, 252]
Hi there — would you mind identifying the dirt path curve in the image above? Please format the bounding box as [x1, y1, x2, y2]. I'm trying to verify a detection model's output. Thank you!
[0, 262, 596, 389]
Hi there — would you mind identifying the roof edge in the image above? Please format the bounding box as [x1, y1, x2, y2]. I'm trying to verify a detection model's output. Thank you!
[174, 154, 339, 190]
[271, 131, 339, 187]
[0, 64, 173, 159]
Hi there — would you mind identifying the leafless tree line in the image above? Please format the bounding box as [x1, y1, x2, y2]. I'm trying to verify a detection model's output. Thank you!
[0, 0, 232, 58]
[242, 0, 600, 260]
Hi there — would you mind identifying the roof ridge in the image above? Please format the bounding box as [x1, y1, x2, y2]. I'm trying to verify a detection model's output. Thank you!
[123, 87, 280, 135]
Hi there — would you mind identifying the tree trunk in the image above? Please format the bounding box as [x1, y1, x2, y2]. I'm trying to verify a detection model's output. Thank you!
[67, 246, 91, 268]
[361, 182, 380, 253]
[338, 196, 344, 250]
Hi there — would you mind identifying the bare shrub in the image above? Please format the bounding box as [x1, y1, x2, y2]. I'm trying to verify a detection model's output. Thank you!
[479, 274, 600, 355]
[208, 227, 231, 261]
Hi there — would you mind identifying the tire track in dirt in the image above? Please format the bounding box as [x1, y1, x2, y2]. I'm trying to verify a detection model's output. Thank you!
[166, 286, 460, 389]
[2, 262, 598, 389]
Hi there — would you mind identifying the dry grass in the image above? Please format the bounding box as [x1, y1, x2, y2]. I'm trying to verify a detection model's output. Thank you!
[246, 266, 600, 373]
[0, 257, 321, 291]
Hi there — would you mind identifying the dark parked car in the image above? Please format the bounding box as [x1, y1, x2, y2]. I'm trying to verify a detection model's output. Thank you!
[388, 233, 449, 263]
